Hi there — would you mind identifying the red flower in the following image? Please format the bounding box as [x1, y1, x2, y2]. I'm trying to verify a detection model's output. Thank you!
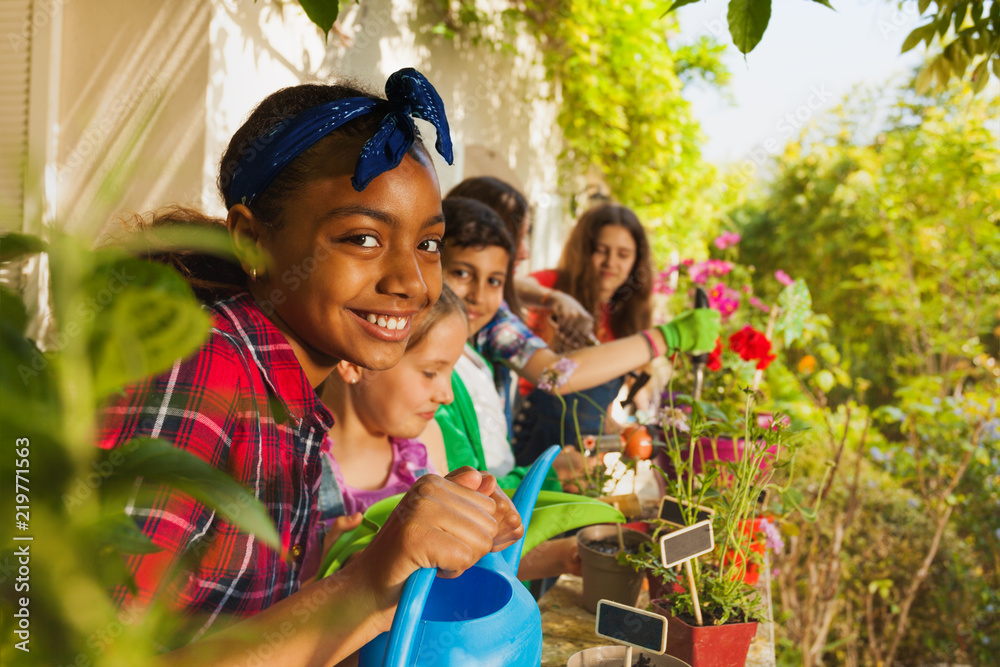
[729, 326, 776, 371]
[707, 337, 723, 371]
[756, 352, 777, 371]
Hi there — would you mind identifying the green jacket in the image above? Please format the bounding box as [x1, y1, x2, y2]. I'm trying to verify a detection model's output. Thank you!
[435, 348, 561, 492]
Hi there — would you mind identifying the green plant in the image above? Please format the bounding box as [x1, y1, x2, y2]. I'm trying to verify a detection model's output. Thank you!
[734, 77, 999, 665]
[614, 240, 834, 626]
[0, 230, 279, 665]
[632, 390, 808, 625]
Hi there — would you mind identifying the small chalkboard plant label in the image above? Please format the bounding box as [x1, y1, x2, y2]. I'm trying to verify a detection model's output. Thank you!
[659, 519, 714, 568]
[595, 599, 667, 666]
[659, 520, 715, 625]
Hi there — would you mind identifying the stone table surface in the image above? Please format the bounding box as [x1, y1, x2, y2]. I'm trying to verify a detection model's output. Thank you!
[539, 574, 776, 667]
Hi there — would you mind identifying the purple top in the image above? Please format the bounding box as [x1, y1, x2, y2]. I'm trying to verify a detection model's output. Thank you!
[325, 437, 435, 515]
[300, 436, 436, 581]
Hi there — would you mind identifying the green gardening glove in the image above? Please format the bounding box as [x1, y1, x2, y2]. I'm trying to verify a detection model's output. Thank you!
[657, 309, 721, 355]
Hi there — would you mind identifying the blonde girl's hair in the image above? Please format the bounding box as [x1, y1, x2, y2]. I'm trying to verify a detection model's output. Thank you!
[406, 284, 468, 350]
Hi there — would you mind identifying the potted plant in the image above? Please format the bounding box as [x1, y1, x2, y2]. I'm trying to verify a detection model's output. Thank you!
[575, 523, 651, 613]
[641, 395, 787, 667]
[619, 244, 824, 667]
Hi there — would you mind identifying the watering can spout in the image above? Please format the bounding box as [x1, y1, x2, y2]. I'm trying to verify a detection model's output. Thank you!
[504, 445, 562, 573]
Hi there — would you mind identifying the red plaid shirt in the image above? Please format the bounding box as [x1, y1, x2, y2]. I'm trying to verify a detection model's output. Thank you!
[99, 292, 334, 646]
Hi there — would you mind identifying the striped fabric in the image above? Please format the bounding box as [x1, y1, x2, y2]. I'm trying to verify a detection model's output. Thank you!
[98, 291, 334, 646]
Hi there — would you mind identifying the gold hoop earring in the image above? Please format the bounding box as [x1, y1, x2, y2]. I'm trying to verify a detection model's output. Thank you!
[250, 266, 257, 282]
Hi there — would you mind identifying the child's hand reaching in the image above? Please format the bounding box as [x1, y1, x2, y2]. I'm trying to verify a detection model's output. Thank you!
[300, 513, 365, 585]
[322, 512, 364, 557]
[552, 445, 601, 493]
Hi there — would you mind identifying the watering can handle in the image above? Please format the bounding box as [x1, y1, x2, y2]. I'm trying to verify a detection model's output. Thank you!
[380, 445, 562, 666]
[381, 566, 436, 667]
[504, 444, 562, 573]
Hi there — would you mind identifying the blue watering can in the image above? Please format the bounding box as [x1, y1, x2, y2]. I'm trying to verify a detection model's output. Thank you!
[359, 445, 562, 667]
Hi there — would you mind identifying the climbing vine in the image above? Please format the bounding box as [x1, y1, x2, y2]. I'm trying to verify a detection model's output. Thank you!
[423, 0, 732, 253]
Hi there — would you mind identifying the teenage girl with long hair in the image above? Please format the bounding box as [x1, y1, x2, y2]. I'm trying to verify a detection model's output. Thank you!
[512, 203, 653, 467]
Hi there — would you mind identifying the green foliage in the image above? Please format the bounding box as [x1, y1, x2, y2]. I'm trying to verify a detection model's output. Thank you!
[406, 0, 731, 256]
[518, 0, 726, 245]
[85, 255, 212, 400]
[737, 80, 1000, 404]
[737, 79, 1000, 666]
[297, 0, 342, 37]
[0, 230, 280, 665]
[291, 0, 999, 93]
[904, 0, 1000, 93]
[726, 0, 772, 55]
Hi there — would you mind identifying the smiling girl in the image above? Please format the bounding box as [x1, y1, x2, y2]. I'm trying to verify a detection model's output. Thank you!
[318, 286, 468, 518]
[99, 70, 521, 665]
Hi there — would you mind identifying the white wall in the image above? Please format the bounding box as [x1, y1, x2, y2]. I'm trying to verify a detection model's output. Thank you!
[56, 0, 210, 234]
[22, 0, 564, 261]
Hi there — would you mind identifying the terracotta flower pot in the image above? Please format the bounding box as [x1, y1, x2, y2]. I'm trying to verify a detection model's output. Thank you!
[649, 602, 757, 667]
[577, 525, 651, 613]
[567, 645, 692, 667]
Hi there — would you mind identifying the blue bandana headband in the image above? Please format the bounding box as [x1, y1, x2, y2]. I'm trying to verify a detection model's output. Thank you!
[228, 67, 454, 206]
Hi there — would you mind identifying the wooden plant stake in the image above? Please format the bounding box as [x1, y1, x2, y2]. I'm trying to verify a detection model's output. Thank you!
[595, 599, 668, 666]
[684, 561, 702, 627]
[659, 520, 715, 627]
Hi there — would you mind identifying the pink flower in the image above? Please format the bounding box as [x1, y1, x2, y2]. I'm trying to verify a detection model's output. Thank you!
[708, 283, 741, 320]
[660, 407, 690, 433]
[757, 413, 790, 430]
[760, 518, 785, 555]
[538, 357, 579, 392]
[775, 270, 794, 286]
[652, 270, 676, 295]
[749, 296, 770, 312]
[689, 259, 734, 285]
[713, 231, 742, 250]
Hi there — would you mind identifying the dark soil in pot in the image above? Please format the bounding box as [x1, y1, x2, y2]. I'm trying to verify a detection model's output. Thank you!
[577, 524, 651, 613]
[581, 536, 647, 556]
